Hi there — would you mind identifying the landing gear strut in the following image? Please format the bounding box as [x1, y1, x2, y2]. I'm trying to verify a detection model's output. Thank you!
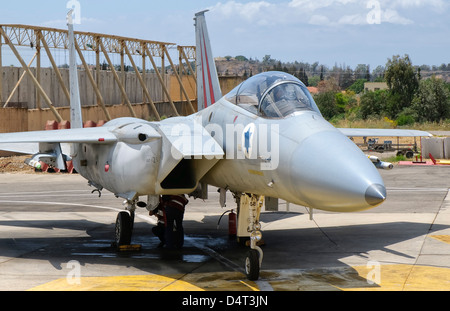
[238, 194, 264, 281]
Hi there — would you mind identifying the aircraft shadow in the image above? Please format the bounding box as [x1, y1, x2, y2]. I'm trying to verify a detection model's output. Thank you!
[0, 213, 448, 290]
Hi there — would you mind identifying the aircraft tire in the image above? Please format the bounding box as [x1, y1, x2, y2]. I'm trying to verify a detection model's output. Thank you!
[115, 211, 132, 246]
[245, 249, 260, 281]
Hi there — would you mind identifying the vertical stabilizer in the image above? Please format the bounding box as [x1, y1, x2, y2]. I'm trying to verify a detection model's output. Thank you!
[195, 10, 222, 111]
[67, 10, 83, 129]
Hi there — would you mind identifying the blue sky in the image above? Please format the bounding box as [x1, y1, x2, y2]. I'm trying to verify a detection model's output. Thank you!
[1, 0, 449, 69]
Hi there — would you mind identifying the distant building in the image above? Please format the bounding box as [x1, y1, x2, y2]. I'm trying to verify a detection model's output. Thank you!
[364, 82, 388, 92]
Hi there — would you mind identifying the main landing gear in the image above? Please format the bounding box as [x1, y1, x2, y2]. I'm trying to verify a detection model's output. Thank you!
[237, 193, 264, 281]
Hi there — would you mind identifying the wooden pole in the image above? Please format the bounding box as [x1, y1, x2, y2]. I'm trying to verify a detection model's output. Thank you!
[141, 43, 146, 105]
[120, 40, 125, 105]
[0, 31, 2, 105]
[123, 44, 160, 120]
[74, 39, 111, 121]
[0, 27, 62, 122]
[40, 33, 71, 103]
[3, 52, 37, 108]
[161, 45, 165, 103]
[164, 46, 195, 114]
[143, 44, 179, 116]
[180, 47, 196, 79]
[179, 47, 183, 109]
[35, 30, 41, 110]
[99, 39, 136, 117]
[95, 36, 101, 106]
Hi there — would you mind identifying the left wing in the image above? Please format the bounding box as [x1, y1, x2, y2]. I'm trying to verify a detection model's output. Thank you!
[338, 128, 432, 137]
[0, 127, 118, 169]
[0, 127, 117, 144]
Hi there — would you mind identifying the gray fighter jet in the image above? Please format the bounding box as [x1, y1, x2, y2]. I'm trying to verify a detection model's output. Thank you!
[0, 10, 431, 280]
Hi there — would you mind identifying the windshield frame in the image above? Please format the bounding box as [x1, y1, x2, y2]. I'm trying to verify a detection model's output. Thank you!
[258, 80, 316, 119]
[225, 71, 321, 118]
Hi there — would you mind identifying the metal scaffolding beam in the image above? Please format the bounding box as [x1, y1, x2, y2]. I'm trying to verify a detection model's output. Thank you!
[0, 24, 175, 56]
[0, 24, 195, 122]
[0, 26, 63, 122]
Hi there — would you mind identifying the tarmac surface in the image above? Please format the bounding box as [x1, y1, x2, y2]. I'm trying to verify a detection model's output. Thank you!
[0, 165, 449, 291]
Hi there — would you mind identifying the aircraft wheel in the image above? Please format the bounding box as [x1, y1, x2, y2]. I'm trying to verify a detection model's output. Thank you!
[245, 249, 260, 281]
[406, 150, 414, 158]
[115, 211, 132, 246]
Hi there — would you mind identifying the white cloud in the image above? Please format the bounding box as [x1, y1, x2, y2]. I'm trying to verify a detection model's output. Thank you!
[389, 0, 447, 10]
[42, 17, 104, 28]
[288, 0, 417, 26]
[309, 15, 331, 25]
[211, 1, 272, 23]
[289, 0, 357, 11]
[338, 8, 413, 26]
[382, 9, 413, 25]
[338, 14, 367, 25]
[209, 0, 446, 28]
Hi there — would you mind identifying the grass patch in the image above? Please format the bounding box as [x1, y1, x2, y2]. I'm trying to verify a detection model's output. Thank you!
[332, 118, 450, 131]
[384, 154, 407, 163]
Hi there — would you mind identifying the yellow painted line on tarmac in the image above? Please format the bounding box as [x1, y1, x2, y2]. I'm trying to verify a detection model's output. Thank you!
[339, 264, 450, 291]
[248, 169, 264, 176]
[29, 264, 450, 291]
[430, 235, 450, 244]
[263, 264, 450, 291]
[29, 274, 201, 291]
[29, 271, 258, 291]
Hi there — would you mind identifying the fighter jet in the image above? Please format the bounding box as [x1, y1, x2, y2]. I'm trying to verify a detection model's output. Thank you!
[0, 10, 431, 280]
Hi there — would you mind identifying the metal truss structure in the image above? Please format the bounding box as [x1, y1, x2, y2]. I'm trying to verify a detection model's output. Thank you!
[0, 24, 197, 121]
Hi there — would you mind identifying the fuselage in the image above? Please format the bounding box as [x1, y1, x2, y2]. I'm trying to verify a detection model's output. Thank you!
[197, 97, 386, 212]
[71, 92, 385, 212]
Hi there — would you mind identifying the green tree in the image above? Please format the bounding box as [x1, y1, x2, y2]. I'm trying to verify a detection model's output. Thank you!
[347, 79, 367, 94]
[297, 68, 309, 86]
[354, 64, 369, 80]
[334, 93, 348, 114]
[372, 65, 385, 82]
[411, 76, 450, 122]
[340, 67, 355, 89]
[359, 90, 389, 119]
[235, 55, 248, 61]
[262, 55, 271, 64]
[384, 54, 419, 118]
[308, 76, 320, 87]
[314, 91, 337, 120]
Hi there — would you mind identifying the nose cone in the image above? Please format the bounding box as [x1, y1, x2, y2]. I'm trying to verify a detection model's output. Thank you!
[289, 131, 386, 212]
[365, 183, 386, 206]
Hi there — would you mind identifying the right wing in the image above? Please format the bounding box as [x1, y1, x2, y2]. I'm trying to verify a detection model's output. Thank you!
[338, 128, 433, 137]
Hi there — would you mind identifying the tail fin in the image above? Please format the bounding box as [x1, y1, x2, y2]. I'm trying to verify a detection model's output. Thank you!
[195, 10, 222, 111]
[67, 9, 83, 129]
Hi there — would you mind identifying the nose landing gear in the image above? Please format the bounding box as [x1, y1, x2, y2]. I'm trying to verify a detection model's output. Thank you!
[238, 193, 264, 281]
[114, 199, 140, 247]
[115, 210, 134, 246]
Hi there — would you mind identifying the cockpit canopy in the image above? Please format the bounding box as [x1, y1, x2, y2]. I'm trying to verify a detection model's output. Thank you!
[225, 71, 321, 118]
